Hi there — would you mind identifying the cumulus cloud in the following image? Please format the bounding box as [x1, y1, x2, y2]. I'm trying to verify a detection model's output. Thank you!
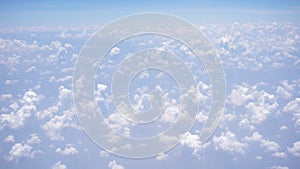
[227, 83, 278, 124]
[213, 131, 248, 154]
[272, 152, 287, 159]
[283, 98, 300, 131]
[7, 143, 39, 161]
[0, 90, 40, 129]
[108, 160, 125, 169]
[156, 153, 168, 160]
[243, 132, 280, 152]
[26, 133, 41, 144]
[109, 47, 120, 55]
[180, 132, 211, 157]
[4, 135, 15, 143]
[287, 141, 300, 157]
[268, 165, 289, 169]
[52, 161, 68, 169]
[56, 145, 78, 155]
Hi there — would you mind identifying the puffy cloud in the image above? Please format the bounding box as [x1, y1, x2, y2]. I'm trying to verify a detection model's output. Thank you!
[279, 125, 288, 131]
[108, 160, 125, 169]
[0, 90, 40, 129]
[260, 140, 280, 152]
[227, 84, 278, 124]
[243, 132, 280, 152]
[272, 152, 287, 159]
[156, 153, 168, 160]
[56, 145, 78, 155]
[283, 98, 300, 131]
[0, 94, 13, 102]
[287, 141, 300, 157]
[276, 80, 293, 99]
[7, 143, 38, 161]
[52, 161, 68, 169]
[243, 132, 262, 142]
[268, 166, 289, 169]
[180, 132, 211, 156]
[109, 47, 120, 55]
[4, 135, 15, 143]
[203, 22, 300, 71]
[42, 112, 77, 141]
[213, 131, 247, 154]
[4, 79, 18, 85]
[26, 133, 41, 144]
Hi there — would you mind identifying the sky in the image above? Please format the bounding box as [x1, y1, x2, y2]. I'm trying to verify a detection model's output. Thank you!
[0, 0, 300, 26]
[0, 1, 300, 169]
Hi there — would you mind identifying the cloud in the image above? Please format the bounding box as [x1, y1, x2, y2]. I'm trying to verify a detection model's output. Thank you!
[0, 90, 40, 129]
[213, 131, 248, 154]
[287, 141, 300, 157]
[4, 135, 15, 143]
[56, 145, 78, 155]
[243, 132, 280, 152]
[156, 153, 168, 160]
[227, 83, 278, 124]
[276, 80, 293, 99]
[108, 160, 125, 169]
[180, 132, 211, 156]
[26, 133, 41, 144]
[4, 79, 18, 85]
[109, 47, 120, 56]
[52, 161, 68, 169]
[272, 152, 287, 159]
[283, 98, 300, 131]
[268, 166, 289, 169]
[7, 143, 39, 161]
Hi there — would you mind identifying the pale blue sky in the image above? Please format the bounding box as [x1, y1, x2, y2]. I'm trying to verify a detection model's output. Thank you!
[0, 0, 300, 26]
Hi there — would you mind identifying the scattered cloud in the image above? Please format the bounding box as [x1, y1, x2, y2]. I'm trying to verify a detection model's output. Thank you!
[213, 131, 248, 154]
[56, 145, 78, 155]
[287, 141, 300, 157]
[7, 143, 39, 161]
[108, 160, 125, 169]
[52, 161, 68, 169]
[4, 135, 15, 143]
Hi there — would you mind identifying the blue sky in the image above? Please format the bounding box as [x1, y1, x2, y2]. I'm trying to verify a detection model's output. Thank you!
[1, 0, 300, 26]
[0, 1, 300, 169]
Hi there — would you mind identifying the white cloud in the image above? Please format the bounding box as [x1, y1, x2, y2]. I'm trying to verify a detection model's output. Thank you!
[108, 160, 124, 169]
[277, 80, 294, 99]
[243, 132, 262, 142]
[0, 94, 13, 102]
[213, 131, 247, 154]
[7, 143, 38, 161]
[260, 140, 280, 152]
[287, 141, 300, 157]
[56, 145, 78, 155]
[4, 135, 15, 143]
[100, 150, 109, 157]
[109, 47, 120, 55]
[4, 79, 18, 85]
[180, 132, 211, 156]
[283, 98, 300, 130]
[52, 161, 68, 169]
[26, 133, 41, 144]
[268, 166, 289, 169]
[243, 132, 280, 152]
[272, 152, 287, 159]
[256, 156, 262, 160]
[0, 90, 40, 129]
[42, 111, 77, 141]
[279, 125, 288, 131]
[156, 153, 168, 160]
[227, 84, 278, 124]
[25, 65, 36, 73]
